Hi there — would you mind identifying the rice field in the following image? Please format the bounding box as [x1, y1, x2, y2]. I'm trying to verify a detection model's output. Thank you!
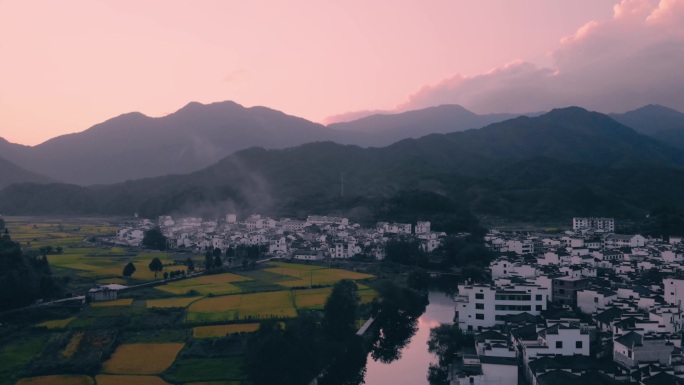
[293, 286, 378, 309]
[193, 323, 260, 338]
[91, 298, 133, 307]
[269, 267, 375, 288]
[61, 332, 84, 359]
[292, 287, 333, 310]
[102, 343, 185, 375]
[95, 375, 172, 385]
[15, 375, 94, 385]
[156, 273, 250, 295]
[36, 317, 76, 329]
[165, 357, 246, 383]
[188, 291, 297, 322]
[146, 296, 203, 309]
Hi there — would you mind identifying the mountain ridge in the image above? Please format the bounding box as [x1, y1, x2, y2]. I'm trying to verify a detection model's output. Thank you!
[3, 106, 684, 224]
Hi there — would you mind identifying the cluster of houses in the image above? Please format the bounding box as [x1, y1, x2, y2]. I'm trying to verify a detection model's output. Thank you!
[112, 214, 448, 261]
[451, 217, 684, 385]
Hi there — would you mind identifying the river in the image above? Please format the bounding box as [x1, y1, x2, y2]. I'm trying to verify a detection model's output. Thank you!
[364, 291, 455, 385]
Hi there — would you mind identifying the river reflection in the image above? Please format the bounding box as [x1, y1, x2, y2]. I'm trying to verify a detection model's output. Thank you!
[364, 291, 455, 385]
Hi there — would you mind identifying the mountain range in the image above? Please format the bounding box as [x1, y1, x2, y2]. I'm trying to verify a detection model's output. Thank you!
[2, 101, 684, 186]
[0, 102, 529, 185]
[2, 105, 684, 225]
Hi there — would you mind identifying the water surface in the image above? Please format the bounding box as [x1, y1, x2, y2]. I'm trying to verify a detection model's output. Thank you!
[364, 291, 455, 385]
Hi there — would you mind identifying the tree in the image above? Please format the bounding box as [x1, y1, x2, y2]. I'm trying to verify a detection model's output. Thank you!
[142, 227, 167, 251]
[0, 217, 5, 230]
[186, 258, 195, 272]
[204, 253, 213, 270]
[163, 271, 169, 279]
[0, 232, 60, 311]
[427, 324, 474, 385]
[323, 280, 360, 340]
[214, 253, 222, 268]
[122, 262, 136, 277]
[55, 246, 63, 254]
[148, 257, 163, 278]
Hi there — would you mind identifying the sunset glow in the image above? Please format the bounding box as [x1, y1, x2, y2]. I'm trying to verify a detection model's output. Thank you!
[4, 1, 683, 146]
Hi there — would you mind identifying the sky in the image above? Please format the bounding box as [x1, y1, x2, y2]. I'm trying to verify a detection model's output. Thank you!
[1, 0, 682, 146]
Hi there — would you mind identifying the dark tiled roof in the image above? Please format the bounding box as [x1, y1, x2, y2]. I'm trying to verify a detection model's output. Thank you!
[642, 372, 684, 385]
[614, 331, 643, 347]
[478, 355, 517, 366]
[594, 307, 623, 324]
[528, 355, 608, 374]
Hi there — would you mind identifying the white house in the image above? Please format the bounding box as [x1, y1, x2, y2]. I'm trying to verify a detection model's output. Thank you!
[456, 283, 549, 332]
[415, 221, 431, 234]
[576, 287, 617, 314]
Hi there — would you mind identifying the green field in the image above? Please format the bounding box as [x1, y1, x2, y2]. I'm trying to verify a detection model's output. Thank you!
[165, 357, 247, 383]
[0, 334, 50, 384]
[1, 217, 379, 385]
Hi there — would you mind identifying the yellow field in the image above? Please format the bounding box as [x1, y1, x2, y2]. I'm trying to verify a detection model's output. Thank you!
[103, 343, 184, 375]
[146, 296, 203, 309]
[274, 268, 374, 287]
[189, 291, 297, 322]
[95, 375, 172, 385]
[155, 273, 250, 296]
[36, 317, 75, 329]
[61, 332, 84, 359]
[189, 294, 242, 312]
[293, 287, 332, 310]
[292, 286, 378, 309]
[193, 323, 260, 338]
[15, 374, 94, 385]
[91, 298, 133, 307]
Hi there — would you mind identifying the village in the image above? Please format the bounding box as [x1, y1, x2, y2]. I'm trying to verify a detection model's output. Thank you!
[112, 214, 447, 261]
[110, 214, 684, 385]
[452, 217, 684, 385]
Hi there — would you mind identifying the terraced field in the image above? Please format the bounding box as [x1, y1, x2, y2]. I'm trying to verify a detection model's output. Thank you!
[3, 218, 379, 385]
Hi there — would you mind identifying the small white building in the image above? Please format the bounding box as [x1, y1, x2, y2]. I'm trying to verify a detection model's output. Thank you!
[576, 287, 617, 314]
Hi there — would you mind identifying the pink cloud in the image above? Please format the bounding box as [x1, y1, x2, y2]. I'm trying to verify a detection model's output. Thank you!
[332, 0, 684, 121]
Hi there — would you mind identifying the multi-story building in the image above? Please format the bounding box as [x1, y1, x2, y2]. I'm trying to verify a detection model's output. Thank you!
[664, 277, 684, 309]
[572, 217, 615, 232]
[552, 277, 591, 307]
[456, 283, 549, 332]
[415, 221, 431, 234]
[613, 331, 677, 369]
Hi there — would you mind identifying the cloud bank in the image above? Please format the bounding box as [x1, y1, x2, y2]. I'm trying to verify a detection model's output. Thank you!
[327, 0, 684, 123]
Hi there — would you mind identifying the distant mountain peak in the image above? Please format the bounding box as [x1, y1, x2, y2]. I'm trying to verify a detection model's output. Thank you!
[610, 104, 684, 136]
[176, 100, 243, 114]
[628, 103, 682, 113]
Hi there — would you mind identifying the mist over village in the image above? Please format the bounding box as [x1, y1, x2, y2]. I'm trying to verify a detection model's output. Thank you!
[2, 1, 684, 385]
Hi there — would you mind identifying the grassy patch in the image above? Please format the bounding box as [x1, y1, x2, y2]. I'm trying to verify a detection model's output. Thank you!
[146, 296, 203, 309]
[193, 324, 260, 339]
[91, 298, 133, 307]
[15, 375, 94, 385]
[165, 357, 246, 383]
[36, 317, 75, 329]
[103, 343, 184, 375]
[0, 333, 49, 383]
